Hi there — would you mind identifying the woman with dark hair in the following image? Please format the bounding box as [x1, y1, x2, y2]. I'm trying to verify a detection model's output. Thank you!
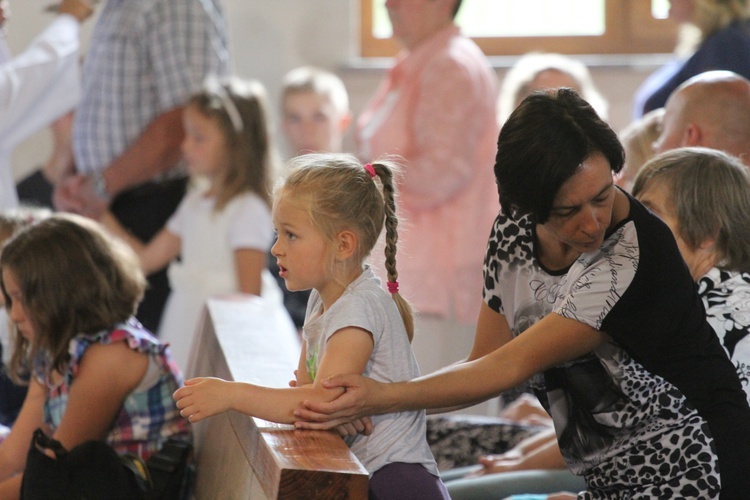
[295, 89, 750, 498]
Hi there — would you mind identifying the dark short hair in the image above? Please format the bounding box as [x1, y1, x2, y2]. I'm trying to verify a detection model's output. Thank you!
[494, 88, 624, 224]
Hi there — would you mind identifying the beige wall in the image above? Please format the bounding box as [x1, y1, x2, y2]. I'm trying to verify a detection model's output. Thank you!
[7, 1, 659, 183]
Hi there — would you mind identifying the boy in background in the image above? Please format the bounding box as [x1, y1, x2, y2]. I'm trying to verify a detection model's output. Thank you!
[272, 66, 353, 329]
[280, 66, 352, 157]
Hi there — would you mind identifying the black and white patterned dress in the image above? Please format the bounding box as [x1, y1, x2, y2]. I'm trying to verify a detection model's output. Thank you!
[483, 192, 750, 498]
[699, 268, 750, 405]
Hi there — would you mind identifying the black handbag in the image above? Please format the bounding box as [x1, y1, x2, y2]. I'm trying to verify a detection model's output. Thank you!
[20, 428, 151, 500]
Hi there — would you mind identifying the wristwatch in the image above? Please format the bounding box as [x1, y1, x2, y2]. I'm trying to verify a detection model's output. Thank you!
[89, 170, 110, 200]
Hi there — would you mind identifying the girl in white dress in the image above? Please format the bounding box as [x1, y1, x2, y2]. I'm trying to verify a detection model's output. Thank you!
[102, 77, 281, 371]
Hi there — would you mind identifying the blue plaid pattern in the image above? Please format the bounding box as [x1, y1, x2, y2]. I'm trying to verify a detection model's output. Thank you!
[36, 320, 190, 461]
[73, 0, 230, 175]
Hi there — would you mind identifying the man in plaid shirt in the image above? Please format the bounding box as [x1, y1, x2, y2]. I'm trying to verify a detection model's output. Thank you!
[55, 0, 231, 332]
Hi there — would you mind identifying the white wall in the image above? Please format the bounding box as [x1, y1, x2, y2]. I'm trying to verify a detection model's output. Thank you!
[6, 1, 657, 184]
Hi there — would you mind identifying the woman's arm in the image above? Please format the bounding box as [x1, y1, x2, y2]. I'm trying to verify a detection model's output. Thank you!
[425, 303, 513, 414]
[234, 248, 265, 296]
[466, 303, 515, 361]
[294, 312, 608, 428]
[174, 326, 374, 424]
[477, 427, 566, 475]
[101, 212, 181, 275]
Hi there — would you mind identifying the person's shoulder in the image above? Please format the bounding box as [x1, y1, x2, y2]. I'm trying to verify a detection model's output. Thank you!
[226, 190, 269, 213]
[224, 192, 273, 237]
[67, 338, 149, 407]
[488, 211, 533, 244]
[77, 339, 148, 385]
[331, 271, 389, 318]
[179, 185, 208, 206]
[449, 31, 490, 59]
[142, 0, 217, 23]
[429, 36, 493, 76]
[700, 268, 750, 294]
[82, 340, 144, 362]
[697, 21, 750, 56]
[711, 20, 750, 42]
[340, 270, 388, 305]
[627, 193, 667, 230]
[484, 213, 535, 276]
[624, 195, 690, 276]
[618, 193, 669, 241]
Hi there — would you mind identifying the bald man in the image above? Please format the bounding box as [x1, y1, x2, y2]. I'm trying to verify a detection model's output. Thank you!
[654, 70, 750, 165]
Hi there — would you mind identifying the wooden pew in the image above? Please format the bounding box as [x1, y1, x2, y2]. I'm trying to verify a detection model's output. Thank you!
[186, 296, 369, 499]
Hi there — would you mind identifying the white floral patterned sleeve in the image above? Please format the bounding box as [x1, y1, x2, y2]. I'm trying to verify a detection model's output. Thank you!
[698, 267, 750, 405]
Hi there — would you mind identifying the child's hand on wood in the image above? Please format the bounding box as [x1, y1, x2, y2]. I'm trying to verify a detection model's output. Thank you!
[173, 377, 232, 423]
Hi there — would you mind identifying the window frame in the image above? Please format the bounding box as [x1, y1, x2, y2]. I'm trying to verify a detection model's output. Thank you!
[360, 0, 679, 57]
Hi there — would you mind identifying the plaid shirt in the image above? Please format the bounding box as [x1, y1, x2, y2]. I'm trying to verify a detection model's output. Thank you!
[73, 0, 230, 175]
[36, 320, 190, 461]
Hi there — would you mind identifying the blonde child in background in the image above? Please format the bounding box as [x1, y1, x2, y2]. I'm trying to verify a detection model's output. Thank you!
[174, 153, 449, 499]
[273, 66, 353, 329]
[498, 52, 609, 126]
[615, 108, 664, 192]
[102, 77, 282, 371]
[280, 66, 352, 157]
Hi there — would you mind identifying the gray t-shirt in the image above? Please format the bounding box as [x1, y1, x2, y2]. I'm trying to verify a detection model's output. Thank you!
[304, 266, 438, 476]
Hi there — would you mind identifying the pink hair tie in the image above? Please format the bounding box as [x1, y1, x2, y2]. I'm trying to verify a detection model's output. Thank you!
[364, 163, 376, 178]
[387, 281, 399, 294]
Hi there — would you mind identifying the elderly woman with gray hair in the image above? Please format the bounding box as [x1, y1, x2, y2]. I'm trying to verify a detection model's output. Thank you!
[633, 146, 750, 401]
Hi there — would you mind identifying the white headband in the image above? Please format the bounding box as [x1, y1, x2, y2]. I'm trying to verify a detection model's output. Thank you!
[204, 75, 243, 133]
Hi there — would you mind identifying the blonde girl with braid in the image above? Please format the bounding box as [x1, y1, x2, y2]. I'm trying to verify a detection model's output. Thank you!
[174, 153, 448, 499]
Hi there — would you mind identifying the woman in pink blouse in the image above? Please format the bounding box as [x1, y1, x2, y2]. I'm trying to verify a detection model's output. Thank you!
[357, 0, 500, 379]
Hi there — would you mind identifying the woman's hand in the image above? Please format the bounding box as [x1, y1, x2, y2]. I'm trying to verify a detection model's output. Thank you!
[293, 374, 382, 430]
[332, 417, 373, 438]
[473, 449, 524, 476]
[287, 370, 372, 435]
[498, 393, 553, 426]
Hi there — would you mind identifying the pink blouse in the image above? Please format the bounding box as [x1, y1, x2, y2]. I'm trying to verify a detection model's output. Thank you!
[357, 25, 500, 324]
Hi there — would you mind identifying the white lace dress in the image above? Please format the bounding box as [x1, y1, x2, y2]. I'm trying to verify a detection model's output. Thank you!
[158, 188, 281, 370]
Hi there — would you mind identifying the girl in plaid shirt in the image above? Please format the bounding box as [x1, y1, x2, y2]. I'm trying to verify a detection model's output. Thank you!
[0, 214, 189, 498]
